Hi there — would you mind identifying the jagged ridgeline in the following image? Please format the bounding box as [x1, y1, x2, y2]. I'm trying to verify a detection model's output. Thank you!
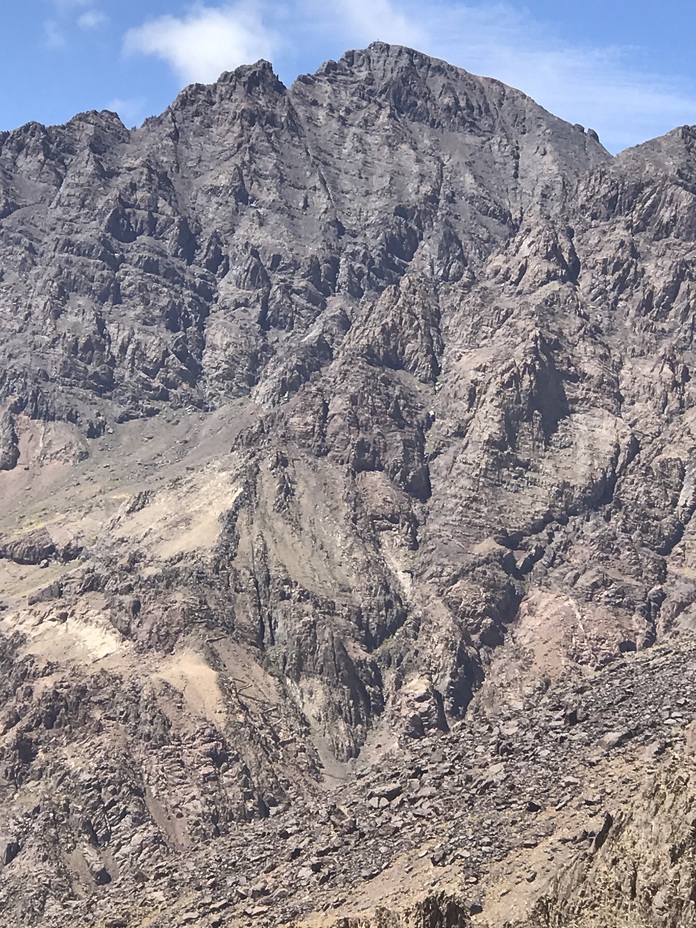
[1, 41, 696, 928]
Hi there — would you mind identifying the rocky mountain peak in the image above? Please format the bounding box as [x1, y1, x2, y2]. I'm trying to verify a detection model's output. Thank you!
[218, 57, 283, 89]
[157, 58, 286, 136]
[615, 122, 696, 180]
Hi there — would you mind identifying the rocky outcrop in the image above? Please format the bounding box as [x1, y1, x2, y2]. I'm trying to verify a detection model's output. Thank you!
[530, 763, 696, 928]
[0, 413, 19, 471]
[332, 893, 470, 927]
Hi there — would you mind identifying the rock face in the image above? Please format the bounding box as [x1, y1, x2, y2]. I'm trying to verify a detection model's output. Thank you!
[1, 40, 696, 928]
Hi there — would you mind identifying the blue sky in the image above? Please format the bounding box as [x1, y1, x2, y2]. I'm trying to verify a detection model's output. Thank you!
[2, 1, 696, 152]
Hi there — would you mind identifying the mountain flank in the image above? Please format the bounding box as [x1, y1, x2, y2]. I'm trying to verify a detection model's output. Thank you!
[1, 41, 696, 928]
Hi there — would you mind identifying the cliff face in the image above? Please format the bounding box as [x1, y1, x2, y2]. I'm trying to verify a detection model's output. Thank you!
[1, 41, 696, 928]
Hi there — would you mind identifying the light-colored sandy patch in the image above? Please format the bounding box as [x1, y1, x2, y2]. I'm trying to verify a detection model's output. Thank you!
[144, 786, 193, 850]
[512, 592, 582, 680]
[380, 537, 415, 600]
[112, 468, 241, 560]
[208, 638, 292, 725]
[153, 647, 226, 723]
[510, 591, 633, 680]
[16, 608, 126, 666]
[0, 559, 71, 600]
[478, 751, 652, 927]
[476, 590, 636, 717]
[479, 834, 576, 926]
[0, 418, 86, 516]
[21, 417, 88, 467]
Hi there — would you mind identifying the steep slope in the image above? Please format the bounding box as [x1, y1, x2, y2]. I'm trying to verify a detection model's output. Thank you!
[0, 41, 695, 928]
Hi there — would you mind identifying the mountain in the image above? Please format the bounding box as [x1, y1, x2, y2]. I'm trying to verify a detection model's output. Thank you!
[1, 41, 696, 928]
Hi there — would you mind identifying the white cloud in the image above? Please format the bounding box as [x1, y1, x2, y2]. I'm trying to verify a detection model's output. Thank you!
[77, 10, 107, 29]
[43, 19, 66, 49]
[124, 3, 278, 85]
[107, 97, 146, 127]
[330, 0, 425, 48]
